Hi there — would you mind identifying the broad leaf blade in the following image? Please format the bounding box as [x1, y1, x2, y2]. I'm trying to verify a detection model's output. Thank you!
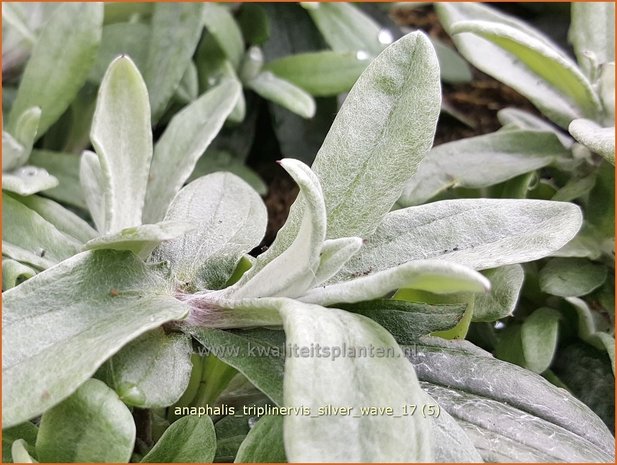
[143, 80, 242, 223]
[280, 301, 432, 461]
[521, 307, 561, 374]
[539, 257, 607, 297]
[473, 265, 524, 322]
[2, 250, 188, 427]
[35, 379, 135, 463]
[235, 416, 286, 463]
[7, 3, 103, 138]
[569, 2, 615, 77]
[568, 119, 615, 164]
[334, 199, 583, 281]
[247, 72, 316, 119]
[2, 166, 58, 196]
[311, 31, 440, 239]
[90, 56, 152, 233]
[153, 173, 267, 291]
[141, 414, 216, 462]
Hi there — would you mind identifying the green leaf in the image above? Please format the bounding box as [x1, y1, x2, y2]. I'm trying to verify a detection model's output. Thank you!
[79, 150, 106, 232]
[238, 4, 270, 46]
[2, 166, 58, 197]
[89, 22, 150, 83]
[247, 72, 316, 118]
[568, 119, 615, 164]
[84, 222, 194, 258]
[334, 199, 583, 281]
[539, 257, 607, 297]
[28, 150, 86, 209]
[153, 173, 267, 291]
[8, 107, 41, 168]
[235, 416, 286, 463]
[497, 107, 574, 148]
[312, 237, 363, 287]
[521, 307, 561, 374]
[473, 265, 524, 322]
[303, 2, 384, 57]
[230, 159, 325, 299]
[189, 327, 285, 406]
[3, 422, 38, 463]
[2, 131, 26, 172]
[339, 300, 466, 344]
[144, 3, 204, 121]
[175, 61, 199, 104]
[301, 260, 489, 306]
[90, 56, 152, 233]
[409, 337, 615, 461]
[279, 301, 432, 461]
[143, 80, 242, 223]
[8, 3, 103, 138]
[16, 195, 97, 243]
[2, 195, 81, 269]
[214, 414, 252, 462]
[98, 329, 192, 408]
[598, 62, 614, 123]
[2, 250, 188, 427]
[35, 379, 135, 463]
[437, 3, 600, 127]
[264, 51, 368, 96]
[569, 2, 615, 77]
[2, 259, 36, 291]
[203, 3, 244, 70]
[552, 173, 598, 202]
[11, 440, 37, 463]
[141, 415, 216, 463]
[188, 149, 267, 196]
[311, 31, 440, 239]
[430, 37, 473, 84]
[400, 130, 568, 206]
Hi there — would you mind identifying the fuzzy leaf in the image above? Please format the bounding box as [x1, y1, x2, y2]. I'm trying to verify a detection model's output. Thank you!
[3, 422, 38, 463]
[2, 250, 188, 427]
[539, 257, 607, 297]
[143, 80, 242, 223]
[2, 132, 26, 172]
[7, 3, 103, 138]
[153, 173, 267, 291]
[335, 199, 582, 281]
[97, 329, 192, 408]
[2, 166, 58, 196]
[437, 3, 600, 127]
[247, 72, 316, 118]
[3, 195, 81, 269]
[312, 237, 363, 287]
[229, 159, 325, 299]
[473, 265, 524, 322]
[203, 3, 244, 70]
[311, 31, 440, 239]
[141, 414, 216, 462]
[497, 107, 573, 148]
[521, 307, 561, 374]
[568, 119, 615, 164]
[401, 130, 568, 205]
[569, 2, 615, 77]
[6, 107, 41, 169]
[29, 150, 86, 210]
[79, 150, 106, 232]
[264, 51, 368, 96]
[35, 379, 135, 463]
[235, 416, 286, 463]
[144, 3, 204, 120]
[2, 260, 36, 291]
[301, 260, 489, 306]
[280, 301, 432, 461]
[90, 56, 152, 233]
[430, 37, 473, 83]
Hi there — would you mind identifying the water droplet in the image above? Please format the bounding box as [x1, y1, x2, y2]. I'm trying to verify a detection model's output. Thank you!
[248, 416, 258, 428]
[378, 29, 394, 45]
[356, 50, 370, 61]
[494, 321, 505, 330]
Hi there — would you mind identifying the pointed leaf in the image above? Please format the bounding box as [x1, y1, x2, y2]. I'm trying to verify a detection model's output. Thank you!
[311, 31, 440, 239]
[473, 265, 524, 322]
[35, 379, 134, 462]
[401, 130, 568, 205]
[312, 237, 363, 287]
[335, 199, 582, 281]
[141, 415, 216, 463]
[91, 56, 152, 233]
[2, 195, 81, 268]
[539, 257, 607, 297]
[153, 173, 267, 291]
[569, 118, 615, 164]
[143, 80, 242, 223]
[2, 166, 58, 196]
[235, 416, 286, 463]
[84, 222, 194, 258]
[229, 159, 325, 298]
[2, 250, 188, 427]
[279, 301, 432, 461]
[247, 72, 316, 118]
[144, 3, 204, 120]
[8, 3, 103, 138]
